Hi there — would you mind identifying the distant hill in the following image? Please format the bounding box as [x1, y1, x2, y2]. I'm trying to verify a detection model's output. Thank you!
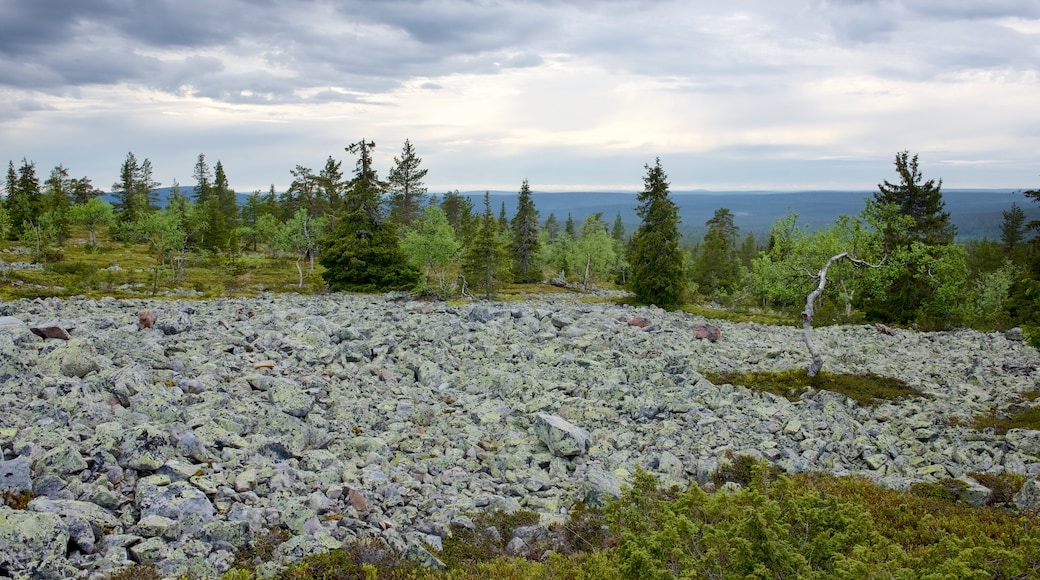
[107, 187, 1036, 242]
[462, 189, 1037, 241]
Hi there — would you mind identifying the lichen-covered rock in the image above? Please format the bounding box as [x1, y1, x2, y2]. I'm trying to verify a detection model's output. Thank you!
[0, 456, 31, 494]
[534, 413, 590, 457]
[37, 338, 100, 378]
[269, 380, 315, 418]
[1013, 478, 1040, 511]
[135, 479, 215, 530]
[0, 508, 74, 579]
[156, 310, 192, 335]
[583, 466, 623, 507]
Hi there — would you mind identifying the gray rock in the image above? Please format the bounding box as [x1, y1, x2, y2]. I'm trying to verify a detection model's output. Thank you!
[1013, 478, 1040, 511]
[156, 310, 193, 335]
[583, 466, 623, 508]
[1006, 327, 1024, 341]
[0, 456, 31, 493]
[0, 509, 74, 579]
[136, 479, 216, 529]
[269, 380, 315, 418]
[534, 413, 591, 457]
[405, 543, 447, 571]
[37, 338, 100, 378]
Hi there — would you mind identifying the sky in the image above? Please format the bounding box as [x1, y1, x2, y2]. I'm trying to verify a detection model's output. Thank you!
[1, 0, 1039, 194]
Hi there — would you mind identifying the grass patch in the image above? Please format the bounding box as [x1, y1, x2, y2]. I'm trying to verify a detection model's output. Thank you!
[701, 368, 923, 405]
[971, 404, 1040, 434]
[681, 303, 797, 326]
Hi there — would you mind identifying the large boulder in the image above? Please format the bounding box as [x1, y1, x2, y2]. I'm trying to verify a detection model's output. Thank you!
[0, 508, 74, 579]
[534, 413, 590, 457]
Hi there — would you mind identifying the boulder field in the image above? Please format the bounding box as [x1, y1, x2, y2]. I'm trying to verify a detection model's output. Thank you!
[0, 293, 1038, 578]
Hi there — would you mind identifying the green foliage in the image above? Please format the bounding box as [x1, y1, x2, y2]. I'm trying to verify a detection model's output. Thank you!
[701, 368, 923, 405]
[387, 139, 428, 228]
[628, 158, 687, 308]
[510, 179, 541, 283]
[440, 509, 542, 569]
[967, 471, 1028, 505]
[462, 192, 510, 299]
[401, 205, 463, 297]
[320, 213, 417, 293]
[971, 400, 1040, 434]
[691, 207, 744, 301]
[68, 198, 115, 247]
[752, 212, 879, 322]
[320, 141, 418, 293]
[575, 213, 618, 289]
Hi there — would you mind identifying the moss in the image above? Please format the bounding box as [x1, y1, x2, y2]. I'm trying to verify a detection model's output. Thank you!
[1, 490, 32, 510]
[968, 471, 1028, 505]
[439, 509, 542, 569]
[971, 403, 1040, 434]
[701, 368, 923, 405]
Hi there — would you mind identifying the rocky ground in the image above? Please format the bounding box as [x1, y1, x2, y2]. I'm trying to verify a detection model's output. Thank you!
[0, 292, 1039, 579]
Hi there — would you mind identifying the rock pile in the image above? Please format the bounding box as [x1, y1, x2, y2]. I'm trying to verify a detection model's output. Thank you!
[0, 293, 1037, 578]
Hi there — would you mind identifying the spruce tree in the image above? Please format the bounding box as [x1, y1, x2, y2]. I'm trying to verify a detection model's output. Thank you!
[864, 151, 956, 323]
[5, 159, 41, 239]
[628, 158, 687, 308]
[691, 208, 742, 299]
[510, 179, 541, 282]
[320, 140, 418, 292]
[463, 192, 510, 299]
[544, 213, 560, 244]
[387, 139, 427, 227]
[874, 150, 955, 249]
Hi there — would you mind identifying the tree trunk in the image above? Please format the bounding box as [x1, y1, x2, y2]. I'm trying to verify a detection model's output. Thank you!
[296, 256, 304, 288]
[802, 252, 849, 377]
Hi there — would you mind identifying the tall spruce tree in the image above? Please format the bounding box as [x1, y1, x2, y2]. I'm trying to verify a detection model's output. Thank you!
[874, 150, 955, 249]
[321, 140, 418, 292]
[5, 159, 42, 239]
[463, 191, 510, 299]
[691, 207, 743, 299]
[387, 139, 427, 227]
[510, 179, 541, 282]
[628, 158, 687, 308]
[863, 151, 956, 323]
[44, 164, 72, 244]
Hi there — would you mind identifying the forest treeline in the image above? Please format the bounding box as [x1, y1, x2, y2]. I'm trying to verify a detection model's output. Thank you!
[3, 141, 1040, 335]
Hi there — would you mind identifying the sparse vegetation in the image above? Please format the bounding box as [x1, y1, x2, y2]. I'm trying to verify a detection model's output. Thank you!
[701, 368, 924, 405]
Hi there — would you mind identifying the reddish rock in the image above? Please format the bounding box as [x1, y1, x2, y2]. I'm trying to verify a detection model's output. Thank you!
[348, 488, 369, 514]
[627, 317, 650, 328]
[30, 325, 70, 340]
[693, 323, 721, 342]
[137, 310, 157, 330]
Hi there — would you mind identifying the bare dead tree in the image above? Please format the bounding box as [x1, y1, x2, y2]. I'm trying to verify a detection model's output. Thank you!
[802, 252, 881, 376]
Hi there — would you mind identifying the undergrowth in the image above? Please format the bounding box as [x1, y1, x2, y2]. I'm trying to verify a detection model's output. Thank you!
[701, 368, 924, 405]
[206, 459, 1040, 580]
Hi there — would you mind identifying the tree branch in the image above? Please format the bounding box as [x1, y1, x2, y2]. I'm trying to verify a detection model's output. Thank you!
[802, 252, 882, 376]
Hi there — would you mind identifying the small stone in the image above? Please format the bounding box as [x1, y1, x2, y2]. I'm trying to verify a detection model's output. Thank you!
[864, 454, 888, 470]
[30, 325, 70, 340]
[0, 456, 32, 493]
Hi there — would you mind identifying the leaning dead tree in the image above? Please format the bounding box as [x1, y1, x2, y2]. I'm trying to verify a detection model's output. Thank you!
[802, 252, 880, 376]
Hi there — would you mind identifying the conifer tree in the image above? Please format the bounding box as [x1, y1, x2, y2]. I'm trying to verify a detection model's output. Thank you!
[463, 192, 510, 299]
[691, 207, 743, 299]
[321, 140, 418, 292]
[5, 159, 42, 239]
[874, 150, 955, 249]
[628, 158, 687, 308]
[864, 151, 956, 322]
[510, 179, 542, 283]
[440, 190, 475, 240]
[43, 164, 72, 244]
[318, 156, 345, 217]
[387, 139, 427, 227]
[544, 213, 560, 244]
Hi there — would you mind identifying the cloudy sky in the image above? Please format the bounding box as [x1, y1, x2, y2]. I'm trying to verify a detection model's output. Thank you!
[1, 0, 1039, 194]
